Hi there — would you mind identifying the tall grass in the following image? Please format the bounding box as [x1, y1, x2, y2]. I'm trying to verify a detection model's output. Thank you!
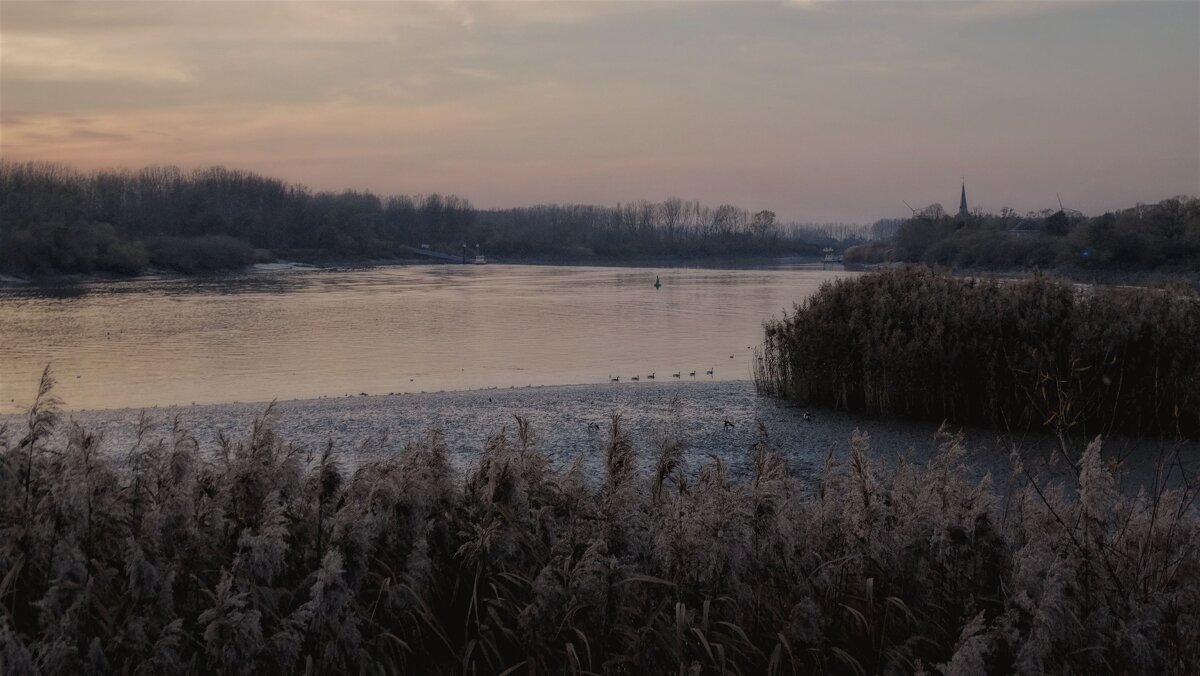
[755, 267, 1200, 441]
[2, 372, 1198, 674]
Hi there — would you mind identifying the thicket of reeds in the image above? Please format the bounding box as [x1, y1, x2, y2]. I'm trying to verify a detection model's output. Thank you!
[755, 267, 1200, 440]
[2, 371, 1199, 674]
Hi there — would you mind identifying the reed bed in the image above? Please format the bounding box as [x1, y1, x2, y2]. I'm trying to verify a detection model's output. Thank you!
[755, 267, 1200, 441]
[2, 371, 1198, 674]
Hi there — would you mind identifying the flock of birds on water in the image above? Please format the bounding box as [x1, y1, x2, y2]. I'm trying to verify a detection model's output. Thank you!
[607, 368, 713, 383]
[608, 345, 756, 384]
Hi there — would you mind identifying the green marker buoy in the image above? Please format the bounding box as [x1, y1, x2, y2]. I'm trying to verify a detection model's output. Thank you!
[654, 275, 662, 289]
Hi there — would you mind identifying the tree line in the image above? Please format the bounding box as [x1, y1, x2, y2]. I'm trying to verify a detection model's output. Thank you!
[0, 162, 472, 275]
[847, 197, 1200, 272]
[0, 161, 848, 277]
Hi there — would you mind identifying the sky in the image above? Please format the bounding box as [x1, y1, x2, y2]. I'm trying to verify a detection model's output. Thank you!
[1, 1, 1197, 223]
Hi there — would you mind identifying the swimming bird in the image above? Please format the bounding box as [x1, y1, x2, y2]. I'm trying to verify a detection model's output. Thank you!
[610, 375, 620, 382]
[724, 420, 735, 429]
[706, 368, 714, 376]
[647, 372, 655, 380]
[672, 372, 681, 378]
[632, 375, 640, 381]
[587, 422, 601, 432]
[689, 371, 696, 377]
[803, 412, 812, 422]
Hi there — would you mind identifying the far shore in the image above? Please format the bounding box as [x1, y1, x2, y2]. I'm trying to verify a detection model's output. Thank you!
[5, 254, 1197, 289]
[0, 253, 838, 286]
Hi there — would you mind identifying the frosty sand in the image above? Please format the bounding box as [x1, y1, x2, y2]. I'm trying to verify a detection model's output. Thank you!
[7, 380, 1184, 491]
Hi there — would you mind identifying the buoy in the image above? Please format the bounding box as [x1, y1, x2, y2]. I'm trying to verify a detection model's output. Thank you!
[654, 275, 662, 289]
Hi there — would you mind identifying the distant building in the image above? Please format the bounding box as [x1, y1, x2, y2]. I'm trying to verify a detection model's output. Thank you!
[1010, 219, 1042, 237]
[958, 182, 969, 219]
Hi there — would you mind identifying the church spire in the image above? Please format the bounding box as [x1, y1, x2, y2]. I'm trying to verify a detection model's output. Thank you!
[958, 180, 969, 218]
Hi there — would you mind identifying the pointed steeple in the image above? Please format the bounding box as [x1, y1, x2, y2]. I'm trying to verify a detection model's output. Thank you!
[958, 180, 969, 218]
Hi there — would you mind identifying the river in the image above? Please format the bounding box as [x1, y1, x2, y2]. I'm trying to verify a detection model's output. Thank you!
[0, 263, 857, 413]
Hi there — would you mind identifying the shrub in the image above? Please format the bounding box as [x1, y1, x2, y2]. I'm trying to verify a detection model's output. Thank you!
[146, 235, 257, 273]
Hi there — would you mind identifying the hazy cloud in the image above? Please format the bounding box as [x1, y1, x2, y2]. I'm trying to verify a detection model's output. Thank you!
[1, 0, 1196, 222]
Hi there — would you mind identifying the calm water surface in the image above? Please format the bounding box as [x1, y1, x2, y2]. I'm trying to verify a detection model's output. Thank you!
[0, 264, 857, 412]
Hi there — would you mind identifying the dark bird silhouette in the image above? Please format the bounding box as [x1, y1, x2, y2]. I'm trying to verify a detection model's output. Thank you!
[706, 368, 714, 376]
[689, 371, 696, 377]
[724, 420, 735, 429]
[803, 412, 812, 422]
[587, 422, 601, 432]
[672, 372, 681, 378]
[647, 372, 655, 380]
[632, 375, 640, 381]
[610, 375, 620, 382]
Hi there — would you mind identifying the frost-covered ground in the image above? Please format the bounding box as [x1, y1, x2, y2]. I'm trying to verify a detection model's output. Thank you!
[4, 380, 1188, 492]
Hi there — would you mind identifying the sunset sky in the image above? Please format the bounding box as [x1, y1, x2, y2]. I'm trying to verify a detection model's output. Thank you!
[2, 0, 1197, 223]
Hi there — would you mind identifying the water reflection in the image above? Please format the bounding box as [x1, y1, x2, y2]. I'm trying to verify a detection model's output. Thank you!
[0, 264, 858, 412]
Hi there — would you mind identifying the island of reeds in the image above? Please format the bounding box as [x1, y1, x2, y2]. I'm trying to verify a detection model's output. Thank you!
[755, 267, 1200, 441]
[1, 371, 1198, 674]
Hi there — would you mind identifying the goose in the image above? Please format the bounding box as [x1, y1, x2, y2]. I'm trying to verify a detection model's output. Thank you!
[672, 372, 681, 378]
[803, 412, 812, 422]
[647, 372, 656, 380]
[689, 371, 696, 377]
[610, 375, 620, 382]
[632, 375, 640, 381]
[706, 368, 714, 376]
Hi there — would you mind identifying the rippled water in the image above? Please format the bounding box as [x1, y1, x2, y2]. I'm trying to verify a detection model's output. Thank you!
[0, 263, 857, 412]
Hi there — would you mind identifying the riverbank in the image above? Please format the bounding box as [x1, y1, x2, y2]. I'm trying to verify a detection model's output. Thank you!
[0, 253, 838, 286]
[4, 380, 1190, 494]
[8, 255, 1199, 290]
[845, 261, 1200, 291]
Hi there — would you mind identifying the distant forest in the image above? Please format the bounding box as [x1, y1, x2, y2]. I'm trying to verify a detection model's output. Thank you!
[848, 197, 1200, 272]
[0, 162, 857, 277]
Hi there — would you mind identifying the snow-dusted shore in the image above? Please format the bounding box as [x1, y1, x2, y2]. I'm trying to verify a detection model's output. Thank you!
[4, 380, 1185, 491]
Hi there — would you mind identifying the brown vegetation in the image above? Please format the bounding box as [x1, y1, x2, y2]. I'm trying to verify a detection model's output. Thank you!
[1, 371, 1198, 674]
[756, 268, 1200, 441]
